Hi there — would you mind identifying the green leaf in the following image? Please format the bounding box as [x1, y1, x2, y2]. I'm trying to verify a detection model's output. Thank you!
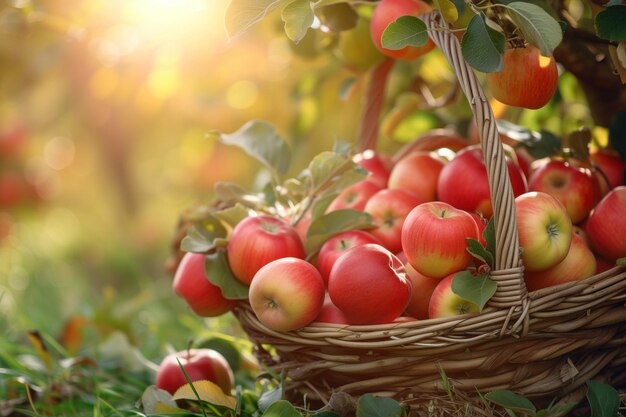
[461, 14, 505, 73]
[381, 16, 429, 50]
[500, 121, 562, 159]
[317, 3, 358, 32]
[226, 0, 290, 38]
[307, 151, 366, 194]
[180, 217, 228, 253]
[451, 271, 496, 312]
[305, 209, 376, 255]
[210, 120, 291, 176]
[262, 400, 301, 417]
[356, 394, 403, 417]
[257, 384, 283, 413]
[484, 390, 537, 414]
[484, 217, 496, 258]
[313, 412, 341, 417]
[212, 204, 250, 229]
[504, 2, 563, 55]
[617, 257, 626, 266]
[204, 251, 249, 300]
[282, 0, 314, 43]
[587, 380, 620, 417]
[311, 192, 339, 219]
[595, 5, 626, 42]
[466, 238, 494, 269]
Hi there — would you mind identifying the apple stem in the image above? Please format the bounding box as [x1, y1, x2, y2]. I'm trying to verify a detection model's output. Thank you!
[187, 339, 193, 357]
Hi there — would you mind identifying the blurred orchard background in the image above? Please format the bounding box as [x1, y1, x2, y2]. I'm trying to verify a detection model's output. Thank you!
[0, 0, 598, 379]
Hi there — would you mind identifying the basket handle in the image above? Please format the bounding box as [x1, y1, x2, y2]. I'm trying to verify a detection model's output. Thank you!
[425, 13, 527, 308]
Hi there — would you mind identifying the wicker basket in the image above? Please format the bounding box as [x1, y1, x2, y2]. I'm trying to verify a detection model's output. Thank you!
[231, 11, 626, 414]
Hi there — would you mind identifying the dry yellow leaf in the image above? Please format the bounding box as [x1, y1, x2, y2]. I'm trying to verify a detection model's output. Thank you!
[173, 380, 237, 409]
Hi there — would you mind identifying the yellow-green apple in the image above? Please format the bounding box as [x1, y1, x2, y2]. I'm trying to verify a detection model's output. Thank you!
[523, 233, 596, 291]
[335, 16, 385, 73]
[515, 191, 572, 272]
[155, 348, 234, 395]
[486, 46, 558, 109]
[437, 145, 528, 218]
[401, 201, 480, 279]
[364, 188, 422, 253]
[326, 180, 383, 213]
[354, 150, 392, 188]
[249, 257, 325, 332]
[387, 151, 446, 202]
[428, 273, 480, 319]
[227, 215, 305, 285]
[173, 252, 238, 317]
[585, 186, 626, 262]
[591, 148, 625, 193]
[370, 0, 435, 60]
[313, 295, 350, 325]
[317, 230, 382, 286]
[328, 243, 411, 324]
[528, 159, 601, 224]
[404, 262, 441, 319]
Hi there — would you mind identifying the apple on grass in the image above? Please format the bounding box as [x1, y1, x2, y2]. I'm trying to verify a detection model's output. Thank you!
[227, 215, 305, 286]
[317, 230, 382, 287]
[524, 233, 596, 292]
[155, 348, 234, 395]
[325, 180, 383, 213]
[515, 192, 572, 272]
[249, 257, 325, 332]
[401, 201, 479, 279]
[429, 273, 480, 319]
[364, 188, 423, 254]
[328, 243, 411, 325]
[173, 252, 238, 317]
[528, 159, 601, 224]
[387, 151, 446, 202]
[585, 186, 626, 262]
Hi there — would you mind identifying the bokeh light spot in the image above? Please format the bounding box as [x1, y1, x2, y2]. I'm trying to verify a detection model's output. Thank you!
[226, 80, 258, 109]
[44, 137, 75, 171]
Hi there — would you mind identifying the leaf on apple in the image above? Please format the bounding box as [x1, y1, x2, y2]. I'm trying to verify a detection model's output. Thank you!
[483, 217, 496, 258]
[504, 2, 563, 55]
[306, 151, 366, 195]
[204, 251, 249, 300]
[305, 209, 376, 255]
[225, 0, 291, 39]
[212, 204, 250, 229]
[617, 257, 626, 266]
[466, 238, 494, 269]
[595, 5, 626, 42]
[484, 390, 537, 414]
[586, 380, 620, 417]
[356, 393, 404, 417]
[451, 271, 497, 312]
[461, 14, 505, 73]
[173, 380, 237, 410]
[281, 0, 314, 43]
[209, 120, 292, 176]
[181, 217, 228, 253]
[381, 16, 429, 51]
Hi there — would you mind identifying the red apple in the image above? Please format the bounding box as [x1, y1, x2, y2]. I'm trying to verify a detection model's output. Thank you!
[354, 150, 392, 188]
[249, 257, 325, 332]
[387, 151, 446, 202]
[524, 233, 596, 291]
[428, 273, 480, 319]
[364, 188, 422, 253]
[468, 211, 487, 247]
[155, 348, 234, 395]
[437, 145, 528, 218]
[328, 243, 411, 325]
[326, 180, 383, 213]
[585, 186, 626, 262]
[227, 215, 305, 285]
[401, 201, 480, 279]
[486, 46, 558, 109]
[370, 0, 435, 60]
[595, 256, 616, 274]
[591, 148, 625, 192]
[313, 295, 350, 325]
[404, 262, 441, 320]
[173, 252, 238, 317]
[515, 192, 573, 272]
[317, 230, 382, 286]
[528, 159, 601, 224]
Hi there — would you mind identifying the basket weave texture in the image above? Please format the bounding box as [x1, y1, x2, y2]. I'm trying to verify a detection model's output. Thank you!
[233, 12, 626, 412]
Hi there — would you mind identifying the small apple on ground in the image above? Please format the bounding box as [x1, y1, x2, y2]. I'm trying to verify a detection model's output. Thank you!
[486, 46, 558, 109]
[173, 252, 238, 317]
[528, 159, 601, 224]
[249, 257, 325, 332]
[515, 192, 573, 272]
[317, 230, 382, 286]
[401, 201, 479, 279]
[523, 233, 596, 292]
[388, 151, 446, 202]
[227, 215, 305, 285]
[155, 348, 234, 395]
[429, 273, 480, 319]
[585, 186, 626, 262]
[328, 243, 411, 325]
[364, 188, 422, 253]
